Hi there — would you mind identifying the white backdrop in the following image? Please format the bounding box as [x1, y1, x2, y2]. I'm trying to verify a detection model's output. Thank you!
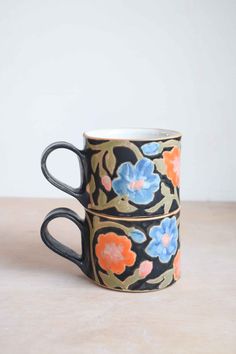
[0, 0, 235, 201]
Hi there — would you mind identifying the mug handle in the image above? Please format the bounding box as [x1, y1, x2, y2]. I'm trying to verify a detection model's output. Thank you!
[40, 208, 89, 275]
[41, 141, 85, 199]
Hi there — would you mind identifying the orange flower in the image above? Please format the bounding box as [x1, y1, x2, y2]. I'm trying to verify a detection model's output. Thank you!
[95, 232, 136, 275]
[163, 147, 181, 187]
[173, 250, 181, 280]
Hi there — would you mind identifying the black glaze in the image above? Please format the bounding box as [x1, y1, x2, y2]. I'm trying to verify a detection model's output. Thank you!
[40, 208, 180, 292]
[40, 208, 93, 278]
[41, 136, 181, 218]
[89, 210, 180, 291]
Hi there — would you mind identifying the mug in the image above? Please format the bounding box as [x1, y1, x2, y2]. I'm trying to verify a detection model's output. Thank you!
[41, 129, 181, 218]
[40, 207, 180, 292]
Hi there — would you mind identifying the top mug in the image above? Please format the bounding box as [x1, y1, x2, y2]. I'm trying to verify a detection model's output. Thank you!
[41, 128, 181, 218]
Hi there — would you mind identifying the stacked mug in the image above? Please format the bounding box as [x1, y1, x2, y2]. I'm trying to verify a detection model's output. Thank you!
[41, 128, 182, 292]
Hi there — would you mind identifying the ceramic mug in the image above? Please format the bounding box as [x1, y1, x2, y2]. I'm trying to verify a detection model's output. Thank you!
[40, 207, 180, 292]
[41, 129, 181, 218]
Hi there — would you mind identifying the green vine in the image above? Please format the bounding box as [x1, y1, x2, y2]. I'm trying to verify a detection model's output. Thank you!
[145, 183, 179, 214]
[87, 140, 143, 161]
[147, 268, 174, 288]
[86, 139, 180, 214]
[90, 214, 179, 291]
[98, 267, 174, 290]
[98, 268, 144, 290]
[92, 215, 145, 290]
[94, 217, 134, 236]
[88, 194, 138, 213]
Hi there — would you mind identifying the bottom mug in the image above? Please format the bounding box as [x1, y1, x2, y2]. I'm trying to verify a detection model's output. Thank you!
[40, 208, 181, 292]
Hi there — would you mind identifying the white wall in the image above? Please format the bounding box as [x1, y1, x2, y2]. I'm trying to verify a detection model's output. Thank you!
[0, 0, 235, 201]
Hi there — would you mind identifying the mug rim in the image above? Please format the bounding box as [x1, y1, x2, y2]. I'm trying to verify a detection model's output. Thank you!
[86, 206, 180, 221]
[83, 128, 182, 141]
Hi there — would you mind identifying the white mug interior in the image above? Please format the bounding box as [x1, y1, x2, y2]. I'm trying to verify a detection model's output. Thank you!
[84, 128, 181, 141]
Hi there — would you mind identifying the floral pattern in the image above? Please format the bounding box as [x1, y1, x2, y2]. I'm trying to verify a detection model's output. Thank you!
[86, 137, 181, 216]
[128, 229, 146, 243]
[90, 211, 180, 291]
[141, 142, 160, 156]
[145, 216, 178, 263]
[95, 232, 136, 274]
[173, 250, 180, 280]
[112, 158, 160, 205]
[163, 147, 180, 187]
[138, 260, 153, 278]
[101, 175, 112, 191]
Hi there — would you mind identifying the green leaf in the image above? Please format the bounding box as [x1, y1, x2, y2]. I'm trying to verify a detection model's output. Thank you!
[91, 152, 100, 173]
[89, 175, 96, 194]
[153, 158, 166, 175]
[122, 269, 140, 289]
[98, 271, 123, 289]
[105, 149, 116, 174]
[116, 197, 138, 212]
[128, 229, 147, 243]
[147, 269, 173, 285]
[98, 189, 107, 206]
[164, 197, 173, 213]
[93, 215, 100, 228]
[145, 197, 166, 213]
[162, 140, 181, 149]
[159, 271, 173, 289]
[147, 274, 164, 284]
[161, 182, 170, 197]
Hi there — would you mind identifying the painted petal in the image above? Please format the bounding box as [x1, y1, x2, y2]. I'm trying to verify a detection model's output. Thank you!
[126, 188, 137, 203]
[129, 188, 154, 204]
[149, 226, 163, 241]
[138, 260, 153, 278]
[148, 181, 161, 194]
[136, 158, 154, 178]
[101, 175, 112, 191]
[167, 239, 178, 254]
[161, 217, 171, 232]
[143, 174, 160, 190]
[145, 240, 161, 257]
[172, 228, 178, 239]
[117, 162, 134, 182]
[156, 242, 165, 255]
[129, 229, 146, 243]
[112, 178, 128, 196]
[147, 241, 164, 258]
[141, 142, 161, 156]
[158, 247, 173, 263]
[159, 251, 172, 263]
[170, 227, 178, 240]
[169, 217, 177, 235]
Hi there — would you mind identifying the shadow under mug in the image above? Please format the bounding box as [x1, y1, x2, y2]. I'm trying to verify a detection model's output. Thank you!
[40, 207, 181, 292]
[41, 128, 181, 218]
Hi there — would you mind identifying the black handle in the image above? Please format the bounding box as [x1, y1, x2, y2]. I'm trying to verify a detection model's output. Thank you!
[41, 141, 85, 199]
[40, 208, 89, 274]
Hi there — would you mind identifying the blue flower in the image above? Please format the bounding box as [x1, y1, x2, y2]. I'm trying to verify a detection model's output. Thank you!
[129, 229, 146, 243]
[141, 142, 160, 156]
[145, 216, 178, 263]
[112, 158, 160, 204]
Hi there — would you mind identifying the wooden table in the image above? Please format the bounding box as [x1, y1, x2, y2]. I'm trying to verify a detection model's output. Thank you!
[0, 198, 235, 354]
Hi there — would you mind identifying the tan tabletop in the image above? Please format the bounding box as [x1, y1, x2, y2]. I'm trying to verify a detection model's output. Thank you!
[0, 198, 235, 354]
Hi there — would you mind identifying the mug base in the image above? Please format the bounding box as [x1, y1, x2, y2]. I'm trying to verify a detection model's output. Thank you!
[89, 276, 180, 293]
